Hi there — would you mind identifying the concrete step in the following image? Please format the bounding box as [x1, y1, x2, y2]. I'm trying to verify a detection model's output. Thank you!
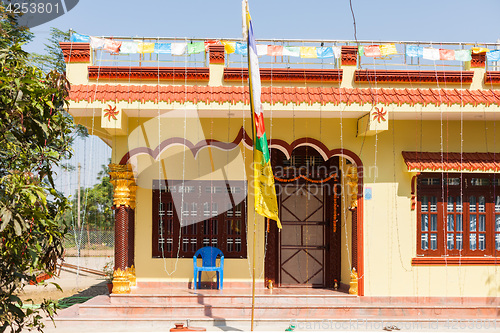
[50, 294, 500, 332]
[50, 316, 500, 333]
[109, 293, 499, 307]
[78, 302, 500, 319]
[110, 293, 358, 306]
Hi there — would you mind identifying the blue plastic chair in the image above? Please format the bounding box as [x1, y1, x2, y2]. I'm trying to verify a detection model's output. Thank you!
[193, 246, 224, 290]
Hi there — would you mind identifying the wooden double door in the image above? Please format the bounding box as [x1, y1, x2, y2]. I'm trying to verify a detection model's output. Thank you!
[266, 149, 341, 288]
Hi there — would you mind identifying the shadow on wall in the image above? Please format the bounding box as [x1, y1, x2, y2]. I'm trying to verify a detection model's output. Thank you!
[485, 273, 500, 298]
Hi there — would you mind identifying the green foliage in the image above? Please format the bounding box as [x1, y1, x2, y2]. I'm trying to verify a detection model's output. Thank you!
[0, 4, 32, 45]
[30, 27, 69, 73]
[29, 27, 89, 138]
[0, 7, 74, 333]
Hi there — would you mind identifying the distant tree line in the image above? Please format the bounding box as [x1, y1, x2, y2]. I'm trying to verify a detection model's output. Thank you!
[60, 162, 114, 230]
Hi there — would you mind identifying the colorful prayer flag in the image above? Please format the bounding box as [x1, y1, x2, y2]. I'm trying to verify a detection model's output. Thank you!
[300, 46, 317, 58]
[138, 42, 154, 54]
[364, 45, 381, 57]
[204, 40, 221, 51]
[188, 42, 205, 54]
[454, 49, 471, 61]
[90, 37, 105, 49]
[171, 42, 187, 55]
[423, 47, 440, 60]
[332, 46, 341, 58]
[120, 41, 138, 54]
[70, 32, 90, 43]
[221, 41, 236, 54]
[316, 47, 334, 58]
[267, 45, 283, 57]
[245, 2, 281, 229]
[439, 49, 455, 60]
[283, 46, 300, 57]
[154, 43, 172, 54]
[103, 39, 122, 53]
[406, 45, 423, 58]
[487, 50, 500, 62]
[235, 42, 248, 55]
[380, 44, 397, 56]
[471, 47, 490, 54]
[358, 46, 364, 57]
[256, 44, 267, 56]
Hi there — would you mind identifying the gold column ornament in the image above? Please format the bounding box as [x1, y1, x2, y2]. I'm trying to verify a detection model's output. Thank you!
[349, 268, 358, 295]
[345, 165, 358, 210]
[108, 163, 137, 209]
[127, 265, 136, 287]
[112, 268, 131, 294]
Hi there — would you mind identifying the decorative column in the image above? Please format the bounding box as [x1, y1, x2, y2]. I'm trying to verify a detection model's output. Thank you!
[345, 165, 358, 210]
[345, 165, 359, 277]
[108, 163, 137, 293]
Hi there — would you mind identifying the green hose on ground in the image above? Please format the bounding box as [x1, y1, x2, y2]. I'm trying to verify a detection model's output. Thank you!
[21, 296, 93, 310]
[56, 296, 92, 309]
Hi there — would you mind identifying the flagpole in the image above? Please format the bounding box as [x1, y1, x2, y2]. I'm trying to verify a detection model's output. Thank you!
[242, 1, 257, 330]
[245, 67, 257, 331]
[248, 31, 257, 333]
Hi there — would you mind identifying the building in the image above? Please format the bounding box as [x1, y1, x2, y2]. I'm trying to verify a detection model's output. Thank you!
[60, 38, 500, 302]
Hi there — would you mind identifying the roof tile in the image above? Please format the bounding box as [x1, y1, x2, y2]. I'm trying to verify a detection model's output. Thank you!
[69, 84, 500, 108]
[402, 151, 500, 172]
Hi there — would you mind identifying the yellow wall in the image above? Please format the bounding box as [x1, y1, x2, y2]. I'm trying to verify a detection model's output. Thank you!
[65, 46, 500, 296]
[361, 119, 500, 297]
[129, 117, 265, 283]
[125, 116, 500, 296]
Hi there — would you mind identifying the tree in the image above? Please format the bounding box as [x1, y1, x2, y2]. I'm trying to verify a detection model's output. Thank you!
[30, 28, 88, 138]
[80, 162, 114, 229]
[61, 161, 114, 231]
[30, 28, 69, 73]
[0, 6, 74, 333]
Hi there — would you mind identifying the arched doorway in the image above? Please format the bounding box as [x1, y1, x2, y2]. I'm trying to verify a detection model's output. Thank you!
[265, 147, 341, 288]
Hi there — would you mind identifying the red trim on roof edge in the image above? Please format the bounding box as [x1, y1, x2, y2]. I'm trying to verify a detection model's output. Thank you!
[60, 42, 90, 63]
[484, 71, 500, 85]
[224, 68, 343, 82]
[88, 66, 210, 81]
[402, 151, 500, 172]
[355, 70, 474, 84]
[69, 84, 500, 107]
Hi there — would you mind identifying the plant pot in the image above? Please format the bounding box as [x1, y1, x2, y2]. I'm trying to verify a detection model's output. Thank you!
[107, 282, 113, 294]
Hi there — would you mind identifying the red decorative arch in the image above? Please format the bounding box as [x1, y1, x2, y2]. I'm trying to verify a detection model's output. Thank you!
[119, 127, 364, 295]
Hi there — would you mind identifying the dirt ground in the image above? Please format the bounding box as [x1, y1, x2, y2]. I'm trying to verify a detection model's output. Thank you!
[18, 257, 110, 304]
[19, 276, 108, 304]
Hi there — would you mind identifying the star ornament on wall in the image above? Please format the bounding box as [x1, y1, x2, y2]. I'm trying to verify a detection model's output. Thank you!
[103, 104, 119, 121]
[372, 107, 387, 123]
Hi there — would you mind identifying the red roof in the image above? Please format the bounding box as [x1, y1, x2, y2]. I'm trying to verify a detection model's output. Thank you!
[402, 151, 500, 172]
[69, 84, 500, 107]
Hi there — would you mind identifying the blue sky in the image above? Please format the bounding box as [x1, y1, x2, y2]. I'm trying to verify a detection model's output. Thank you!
[26, 0, 500, 54]
[24, 0, 500, 195]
